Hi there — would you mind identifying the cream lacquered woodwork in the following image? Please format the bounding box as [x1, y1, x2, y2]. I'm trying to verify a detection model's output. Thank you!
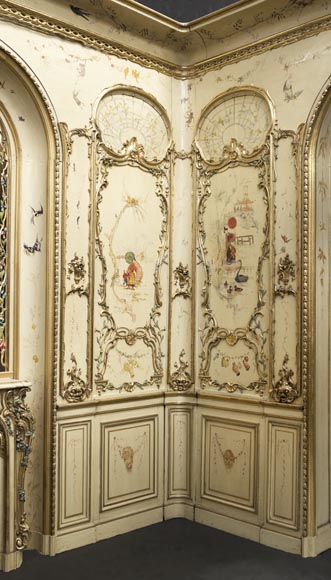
[266, 421, 301, 531]
[58, 421, 91, 530]
[0, 0, 331, 567]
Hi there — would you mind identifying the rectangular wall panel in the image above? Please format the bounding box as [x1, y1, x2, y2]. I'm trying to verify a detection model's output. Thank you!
[100, 416, 158, 511]
[167, 408, 192, 499]
[201, 416, 258, 512]
[58, 422, 91, 529]
[267, 422, 301, 530]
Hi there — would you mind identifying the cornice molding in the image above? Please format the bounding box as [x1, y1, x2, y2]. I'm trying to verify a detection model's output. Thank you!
[0, 2, 330, 79]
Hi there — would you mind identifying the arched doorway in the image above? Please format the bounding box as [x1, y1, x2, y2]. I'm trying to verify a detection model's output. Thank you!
[302, 74, 331, 555]
[0, 42, 60, 569]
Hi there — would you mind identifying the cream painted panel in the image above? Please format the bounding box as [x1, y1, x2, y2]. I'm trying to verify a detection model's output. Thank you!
[100, 416, 158, 510]
[201, 416, 258, 512]
[267, 422, 301, 530]
[0, 25, 174, 129]
[273, 136, 299, 388]
[315, 101, 331, 529]
[61, 132, 91, 402]
[58, 422, 91, 529]
[194, 32, 331, 132]
[167, 408, 192, 499]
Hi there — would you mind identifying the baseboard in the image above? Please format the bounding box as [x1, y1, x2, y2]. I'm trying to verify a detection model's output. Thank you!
[260, 528, 302, 555]
[29, 531, 56, 556]
[195, 507, 260, 542]
[55, 507, 163, 553]
[0, 550, 22, 572]
[164, 503, 194, 520]
[195, 508, 303, 556]
[301, 525, 331, 557]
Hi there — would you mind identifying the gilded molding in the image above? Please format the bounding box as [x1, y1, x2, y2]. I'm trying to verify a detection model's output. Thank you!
[0, 2, 329, 79]
[272, 354, 298, 404]
[169, 349, 193, 392]
[301, 75, 331, 537]
[275, 253, 296, 298]
[173, 262, 191, 300]
[190, 16, 331, 79]
[63, 353, 91, 403]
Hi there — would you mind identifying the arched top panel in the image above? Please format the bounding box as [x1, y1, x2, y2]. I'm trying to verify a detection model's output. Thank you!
[94, 86, 172, 163]
[195, 87, 274, 164]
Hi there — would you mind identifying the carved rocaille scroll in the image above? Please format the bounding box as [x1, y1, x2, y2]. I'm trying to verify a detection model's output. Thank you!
[63, 353, 90, 403]
[275, 253, 296, 298]
[0, 383, 34, 552]
[272, 354, 298, 404]
[172, 262, 191, 300]
[169, 349, 192, 391]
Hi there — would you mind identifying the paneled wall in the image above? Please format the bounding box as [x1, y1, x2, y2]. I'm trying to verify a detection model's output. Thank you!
[0, 0, 330, 566]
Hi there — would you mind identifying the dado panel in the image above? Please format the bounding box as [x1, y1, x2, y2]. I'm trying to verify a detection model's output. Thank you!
[100, 416, 158, 511]
[267, 422, 301, 532]
[58, 421, 91, 530]
[166, 407, 192, 500]
[199, 413, 259, 514]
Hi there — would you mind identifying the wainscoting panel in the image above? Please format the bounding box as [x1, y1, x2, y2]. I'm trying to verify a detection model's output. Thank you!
[201, 415, 258, 512]
[167, 406, 192, 500]
[58, 421, 91, 530]
[100, 415, 158, 511]
[267, 421, 301, 531]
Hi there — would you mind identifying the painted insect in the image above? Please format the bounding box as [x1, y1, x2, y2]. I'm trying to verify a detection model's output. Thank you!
[23, 235, 42, 255]
[30, 204, 43, 224]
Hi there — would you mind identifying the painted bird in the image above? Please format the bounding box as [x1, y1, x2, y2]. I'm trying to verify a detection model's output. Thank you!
[70, 5, 90, 20]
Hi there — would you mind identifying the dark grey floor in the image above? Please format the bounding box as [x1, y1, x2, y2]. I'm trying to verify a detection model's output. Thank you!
[2, 519, 331, 579]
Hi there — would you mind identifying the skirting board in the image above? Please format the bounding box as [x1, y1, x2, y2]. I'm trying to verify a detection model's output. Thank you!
[0, 550, 23, 572]
[302, 525, 331, 558]
[195, 507, 260, 543]
[56, 507, 163, 553]
[195, 508, 302, 555]
[164, 503, 194, 520]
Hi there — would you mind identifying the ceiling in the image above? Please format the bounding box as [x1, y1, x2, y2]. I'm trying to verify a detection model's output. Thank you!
[133, 0, 242, 22]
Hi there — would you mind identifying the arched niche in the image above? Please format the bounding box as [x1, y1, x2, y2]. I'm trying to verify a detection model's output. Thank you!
[302, 74, 331, 549]
[194, 87, 274, 397]
[0, 42, 60, 567]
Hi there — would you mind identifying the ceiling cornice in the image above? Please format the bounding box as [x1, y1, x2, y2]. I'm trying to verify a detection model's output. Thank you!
[0, 0, 330, 79]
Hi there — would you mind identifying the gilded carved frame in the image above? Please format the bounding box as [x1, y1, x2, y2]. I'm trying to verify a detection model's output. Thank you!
[93, 87, 172, 393]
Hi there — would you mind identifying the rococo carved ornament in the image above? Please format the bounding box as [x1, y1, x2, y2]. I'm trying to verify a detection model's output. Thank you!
[94, 95, 171, 393]
[169, 349, 193, 391]
[275, 253, 296, 297]
[63, 353, 91, 403]
[272, 354, 298, 404]
[173, 262, 191, 300]
[67, 253, 88, 297]
[0, 385, 35, 550]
